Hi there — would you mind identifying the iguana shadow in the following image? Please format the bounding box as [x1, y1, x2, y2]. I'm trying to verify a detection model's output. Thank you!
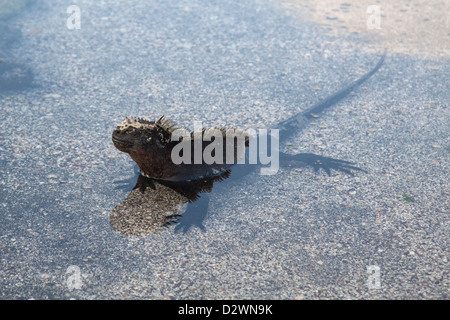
[110, 52, 385, 236]
[110, 153, 363, 236]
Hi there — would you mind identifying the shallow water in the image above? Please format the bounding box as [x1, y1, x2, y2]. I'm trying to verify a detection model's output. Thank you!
[0, 0, 448, 299]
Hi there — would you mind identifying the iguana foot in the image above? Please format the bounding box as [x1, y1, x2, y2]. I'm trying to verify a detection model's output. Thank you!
[281, 152, 364, 176]
[174, 195, 210, 233]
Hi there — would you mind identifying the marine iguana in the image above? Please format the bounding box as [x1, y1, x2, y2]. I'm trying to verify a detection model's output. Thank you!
[112, 53, 385, 233]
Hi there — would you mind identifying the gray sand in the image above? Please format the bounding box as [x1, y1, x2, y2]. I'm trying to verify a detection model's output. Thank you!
[0, 0, 448, 299]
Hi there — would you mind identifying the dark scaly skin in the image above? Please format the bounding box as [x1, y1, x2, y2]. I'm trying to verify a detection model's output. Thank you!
[112, 53, 386, 233]
[112, 116, 249, 181]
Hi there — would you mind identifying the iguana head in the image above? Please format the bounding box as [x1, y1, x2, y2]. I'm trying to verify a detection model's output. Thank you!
[112, 116, 175, 153]
[112, 116, 181, 180]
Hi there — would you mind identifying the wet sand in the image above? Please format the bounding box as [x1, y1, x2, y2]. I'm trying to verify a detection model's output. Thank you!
[0, 0, 448, 300]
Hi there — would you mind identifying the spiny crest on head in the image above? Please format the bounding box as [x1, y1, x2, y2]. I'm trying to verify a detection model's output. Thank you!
[117, 116, 153, 130]
[156, 116, 180, 134]
[155, 116, 182, 143]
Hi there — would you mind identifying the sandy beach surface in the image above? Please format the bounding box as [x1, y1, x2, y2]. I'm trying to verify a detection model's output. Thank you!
[0, 0, 448, 299]
[276, 0, 450, 59]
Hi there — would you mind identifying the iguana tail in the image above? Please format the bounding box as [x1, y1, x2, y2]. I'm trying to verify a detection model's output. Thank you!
[274, 51, 386, 140]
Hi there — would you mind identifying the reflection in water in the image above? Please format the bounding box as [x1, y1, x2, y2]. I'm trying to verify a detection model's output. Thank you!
[110, 170, 231, 236]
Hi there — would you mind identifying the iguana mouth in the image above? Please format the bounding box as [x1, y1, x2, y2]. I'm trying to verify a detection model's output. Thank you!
[112, 134, 134, 150]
